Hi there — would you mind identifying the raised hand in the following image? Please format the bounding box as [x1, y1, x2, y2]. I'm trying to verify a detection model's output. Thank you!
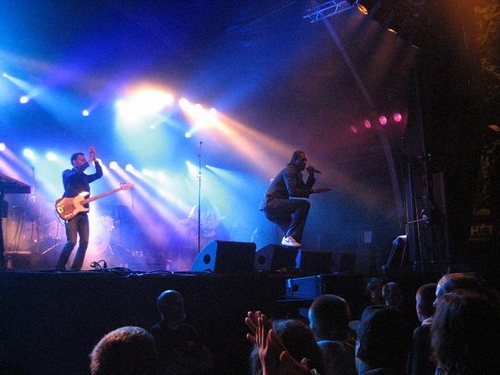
[245, 311, 314, 375]
[278, 350, 314, 375]
[88, 146, 96, 162]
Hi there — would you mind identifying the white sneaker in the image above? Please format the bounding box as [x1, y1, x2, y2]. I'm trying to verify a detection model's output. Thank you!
[281, 236, 301, 247]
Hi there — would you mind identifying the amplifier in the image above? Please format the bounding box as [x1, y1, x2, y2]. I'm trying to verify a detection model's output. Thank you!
[285, 274, 373, 318]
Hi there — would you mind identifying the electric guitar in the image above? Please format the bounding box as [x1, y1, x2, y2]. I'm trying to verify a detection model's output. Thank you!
[55, 183, 134, 221]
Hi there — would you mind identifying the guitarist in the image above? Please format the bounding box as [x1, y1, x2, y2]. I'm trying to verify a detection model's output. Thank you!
[55, 146, 103, 271]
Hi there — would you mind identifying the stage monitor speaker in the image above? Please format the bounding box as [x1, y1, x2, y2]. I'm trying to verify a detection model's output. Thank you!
[190, 240, 256, 274]
[254, 244, 299, 273]
[297, 250, 334, 275]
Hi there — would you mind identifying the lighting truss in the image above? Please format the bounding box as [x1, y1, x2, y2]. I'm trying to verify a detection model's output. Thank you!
[303, 1, 353, 23]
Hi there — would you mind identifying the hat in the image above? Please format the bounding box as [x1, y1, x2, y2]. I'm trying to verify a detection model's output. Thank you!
[348, 305, 387, 334]
[351, 305, 412, 369]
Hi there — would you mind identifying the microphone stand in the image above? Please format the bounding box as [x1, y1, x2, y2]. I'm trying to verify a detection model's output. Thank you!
[197, 141, 202, 253]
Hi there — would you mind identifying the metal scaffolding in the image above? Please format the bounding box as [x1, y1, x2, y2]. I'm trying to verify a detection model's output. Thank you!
[303, 1, 353, 23]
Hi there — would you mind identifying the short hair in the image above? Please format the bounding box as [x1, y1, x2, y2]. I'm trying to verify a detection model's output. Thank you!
[156, 289, 186, 322]
[437, 273, 481, 294]
[308, 294, 351, 340]
[431, 289, 500, 374]
[365, 277, 384, 295]
[436, 272, 499, 307]
[70, 152, 84, 165]
[416, 283, 437, 318]
[290, 150, 306, 164]
[357, 306, 411, 370]
[382, 281, 403, 307]
[89, 326, 158, 375]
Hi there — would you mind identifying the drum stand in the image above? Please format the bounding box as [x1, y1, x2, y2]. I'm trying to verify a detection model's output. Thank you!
[41, 240, 62, 255]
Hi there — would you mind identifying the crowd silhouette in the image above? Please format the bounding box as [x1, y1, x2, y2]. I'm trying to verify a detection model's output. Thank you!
[84, 272, 499, 375]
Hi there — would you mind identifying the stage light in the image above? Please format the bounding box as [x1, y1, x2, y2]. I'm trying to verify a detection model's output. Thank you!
[116, 88, 174, 125]
[393, 112, 402, 122]
[22, 148, 35, 159]
[82, 109, 90, 117]
[349, 0, 380, 15]
[387, 19, 399, 34]
[379, 115, 388, 125]
[350, 126, 359, 134]
[19, 95, 29, 104]
[0, 142, 6, 151]
[178, 98, 189, 108]
[109, 161, 118, 170]
[46, 152, 57, 161]
[125, 164, 134, 172]
[364, 119, 372, 129]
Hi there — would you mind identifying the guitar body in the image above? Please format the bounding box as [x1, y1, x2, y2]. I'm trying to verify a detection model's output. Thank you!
[54, 183, 134, 221]
[55, 192, 90, 221]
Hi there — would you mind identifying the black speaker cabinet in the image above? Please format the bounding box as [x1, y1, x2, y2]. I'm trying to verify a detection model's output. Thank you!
[190, 240, 256, 273]
[297, 250, 334, 275]
[254, 244, 299, 273]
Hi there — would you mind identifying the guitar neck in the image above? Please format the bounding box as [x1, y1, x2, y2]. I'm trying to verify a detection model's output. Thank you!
[81, 187, 123, 205]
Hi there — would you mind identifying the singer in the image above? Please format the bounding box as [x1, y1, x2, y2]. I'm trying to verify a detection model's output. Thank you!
[259, 150, 330, 247]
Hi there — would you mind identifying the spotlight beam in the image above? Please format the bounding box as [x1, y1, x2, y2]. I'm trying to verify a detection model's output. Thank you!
[315, 4, 404, 221]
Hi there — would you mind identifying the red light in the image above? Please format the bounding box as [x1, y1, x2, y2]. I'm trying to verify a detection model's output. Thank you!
[364, 120, 371, 129]
[393, 113, 402, 123]
[379, 115, 388, 125]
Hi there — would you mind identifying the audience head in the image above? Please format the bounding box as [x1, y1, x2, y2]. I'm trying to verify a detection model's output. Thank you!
[290, 150, 307, 165]
[365, 277, 385, 305]
[249, 318, 326, 375]
[431, 289, 500, 374]
[435, 272, 498, 307]
[382, 281, 403, 308]
[308, 294, 352, 341]
[355, 305, 412, 373]
[416, 283, 437, 322]
[89, 326, 158, 375]
[156, 289, 186, 327]
[273, 319, 326, 374]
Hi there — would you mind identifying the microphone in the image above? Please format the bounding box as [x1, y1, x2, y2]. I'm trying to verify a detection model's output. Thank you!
[307, 166, 322, 174]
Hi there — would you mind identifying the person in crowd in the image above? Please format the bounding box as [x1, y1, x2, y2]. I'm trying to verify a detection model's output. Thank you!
[308, 294, 357, 375]
[259, 150, 330, 248]
[365, 277, 385, 306]
[246, 311, 326, 375]
[434, 272, 499, 307]
[408, 283, 437, 375]
[354, 305, 412, 374]
[431, 289, 500, 375]
[150, 289, 213, 375]
[382, 281, 403, 309]
[89, 325, 158, 375]
[56, 146, 103, 270]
